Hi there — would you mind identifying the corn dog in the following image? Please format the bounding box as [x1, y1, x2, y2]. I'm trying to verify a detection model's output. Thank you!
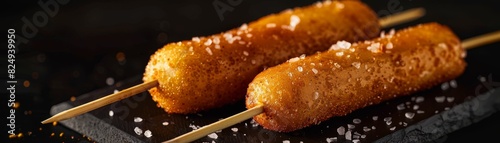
[246, 22, 467, 132]
[143, 0, 380, 114]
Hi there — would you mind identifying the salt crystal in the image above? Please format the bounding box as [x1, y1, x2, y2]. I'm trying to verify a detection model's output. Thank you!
[289, 15, 300, 31]
[367, 43, 381, 53]
[109, 110, 114, 117]
[207, 133, 218, 139]
[363, 126, 371, 132]
[449, 80, 458, 88]
[447, 97, 455, 102]
[441, 82, 450, 90]
[189, 124, 200, 130]
[297, 66, 303, 72]
[266, 23, 276, 28]
[134, 117, 143, 122]
[415, 96, 424, 103]
[134, 127, 143, 135]
[326, 137, 337, 143]
[353, 139, 360, 143]
[384, 117, 392, 122]
[337, 126, 345, 135]
[389, 126, 396, 131]
[312, 68, 318, 74]
[405, 112, 415, 119]
[213, 37, 220, 44]
[397, 103, 405, 110]
[336, 52, 344, 57]
[345, 131, 352, 140]
[329, 41, 351, 50]
[206, 48, 213, 55]
[444, 107, 450, 110]
[361, 135, 366, 139]
[402, 122, 408, 126]
[347, 124, 355, 129]
[144, 130, 152, 138]
[251, 60, 256, 64]
[386, 120, 392, 125]
[114, 90, 119, 93]
[283, 140, 290, 143]
[314, 91, 319, 100]
[413, 105, 419, 110]
[239, 41, 246, 45]
[352, 62, 361, 69]
[192, 37, 200, 43]
[353, 135, 360, 139]
[106, 77, 114, 85]
[239, 24, 248, 30]
[386, 42, 393, 49]
[372, 126, 376, 130]
[334, 63, 341, 68]
[204, 39, 212, 46]
[162, 122, 169, 126]
[353, 118, 361, 124]
[372, 116, 378, 121]
[417, 110, 425, 114]
[243, 51, 249, 56]
[297, 54, 305, 59]
[246, 33, 252, 38]
[461, 51, 467, 58]
[231, 128, 238, 132]
[435, 96, 446, 103]
[479, 76, 486, 82]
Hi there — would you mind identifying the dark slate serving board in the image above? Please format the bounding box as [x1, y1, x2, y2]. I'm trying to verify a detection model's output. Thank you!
[51, 47, 500, 143]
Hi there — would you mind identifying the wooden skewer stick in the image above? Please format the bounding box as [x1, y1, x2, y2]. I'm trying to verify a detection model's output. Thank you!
[379, 8, 426, 28]
[41, 80, 159, 124]
[462, 31, 500, 50]
[41, 8, 425, 124]
[163, 31, 500, 143]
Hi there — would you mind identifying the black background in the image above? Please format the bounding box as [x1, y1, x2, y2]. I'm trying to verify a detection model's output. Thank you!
[2, 0, 500, 142]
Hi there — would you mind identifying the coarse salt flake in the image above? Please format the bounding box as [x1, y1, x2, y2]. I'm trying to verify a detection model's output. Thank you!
[367, 43, 381, 53]
[353, 118, 361, 124]
[337, 126, 345, 135]
[297, 66, 303, 72]
[312, 68, 318, 74]
[435, 96, 446, 103]
[134, 117, 143, 122]
[288, 57, 300, 63]
[329, 41, 351, 50]
[206, 48, 213, 55]
[109, 110, 114, 117]
[134, 127, 143, 135]
[405, 112, 415, 119]
[192, 37, 200, 43]
[266, 23, 276, 28]
[386, 42, 393, 49]
[336, 52, 344, 57]
[144, 130, 152, 138]
[204, 39, 212, 46]
[207, 133, 218, 139]
[352, 62, 361, 69]
[289, 15, 300, 31]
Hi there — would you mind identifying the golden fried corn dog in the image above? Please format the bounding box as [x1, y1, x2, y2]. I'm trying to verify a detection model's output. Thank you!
[143, 0, 380, 113]
[246, 22, 467, 132]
